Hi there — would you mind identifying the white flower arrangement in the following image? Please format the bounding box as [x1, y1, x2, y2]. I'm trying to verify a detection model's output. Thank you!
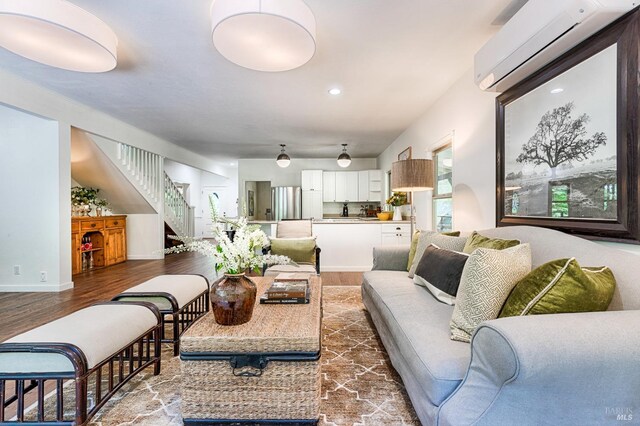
[165, 197, 290, 274]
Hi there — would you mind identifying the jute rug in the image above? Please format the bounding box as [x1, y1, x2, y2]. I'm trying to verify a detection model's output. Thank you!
[23, 286, 419, 425]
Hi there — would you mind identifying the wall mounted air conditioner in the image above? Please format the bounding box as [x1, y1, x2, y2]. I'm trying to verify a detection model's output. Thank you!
[475, 0, 637, 92]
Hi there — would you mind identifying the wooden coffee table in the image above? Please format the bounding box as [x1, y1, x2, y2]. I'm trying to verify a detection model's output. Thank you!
[180, 276, 322, 425]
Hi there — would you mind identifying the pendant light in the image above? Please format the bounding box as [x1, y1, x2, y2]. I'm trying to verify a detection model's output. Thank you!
[210, 0, 316, 72]
[276, 144, 291, 168]
[0, 0, 118, 72]
[337, 144, 352, 168]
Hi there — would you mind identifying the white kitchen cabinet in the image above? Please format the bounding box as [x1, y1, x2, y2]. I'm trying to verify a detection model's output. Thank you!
[323, 171, 336, 202]
[301, 170, 323, 191]
[313, 223, 382, 270]
[302, 190, 323, 219]
[335, 171, 358, 202]
[380, 223, 411, 245]
[357, 170, 383, 202]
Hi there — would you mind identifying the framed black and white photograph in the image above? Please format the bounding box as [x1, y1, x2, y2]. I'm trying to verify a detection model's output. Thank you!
[496, 12, 640, 242]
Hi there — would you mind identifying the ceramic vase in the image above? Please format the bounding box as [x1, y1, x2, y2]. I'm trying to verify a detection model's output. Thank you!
[210, 273, 257, 325]
[393, 206, 403, 221]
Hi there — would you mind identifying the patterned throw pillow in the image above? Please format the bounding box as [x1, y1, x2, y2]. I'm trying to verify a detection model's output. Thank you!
[413, 244, 469, 305]
[408, 231, 467, 278]
[462, 231, 520, 254]
[450, 244, 532, 343]
[499, 258, 616, 317]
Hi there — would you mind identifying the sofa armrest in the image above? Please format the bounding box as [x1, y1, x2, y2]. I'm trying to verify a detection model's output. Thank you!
[438, 310, 640, 426]
[371, 245, 410, 271]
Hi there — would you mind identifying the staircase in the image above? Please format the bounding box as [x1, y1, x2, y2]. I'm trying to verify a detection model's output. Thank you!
[116, 142, 195, 237]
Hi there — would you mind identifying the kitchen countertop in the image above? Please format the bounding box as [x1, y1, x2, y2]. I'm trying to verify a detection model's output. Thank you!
[248, 219, 411, 224]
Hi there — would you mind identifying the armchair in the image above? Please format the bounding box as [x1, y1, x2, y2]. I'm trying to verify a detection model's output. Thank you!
[262, 220, 321, 276]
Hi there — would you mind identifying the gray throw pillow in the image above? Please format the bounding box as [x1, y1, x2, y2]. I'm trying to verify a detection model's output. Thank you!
[450, 244, 532, 343]
[413, 244, 469, 305]
[408, 231, 467, 278]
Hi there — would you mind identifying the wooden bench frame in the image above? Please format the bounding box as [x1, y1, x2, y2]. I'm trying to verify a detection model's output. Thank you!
[0, 301, 162, 425]
[111, 275, 210, 356]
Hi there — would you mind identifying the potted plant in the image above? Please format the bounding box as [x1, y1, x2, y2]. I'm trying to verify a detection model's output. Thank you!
[94, 198, 110, 217]
[386, 192, 408, 221]
[165, 198, 290, 326]
[71, 186, 99, 216]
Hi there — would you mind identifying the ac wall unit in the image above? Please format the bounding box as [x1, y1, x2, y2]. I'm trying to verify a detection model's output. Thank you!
[475, 0, 637, 92]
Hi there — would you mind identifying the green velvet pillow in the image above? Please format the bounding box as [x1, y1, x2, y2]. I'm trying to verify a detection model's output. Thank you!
[462, 231, 520, 254]
[270, 237, 316, 264]
[407, 230, 461, 271]
[499, 258, 616, 318]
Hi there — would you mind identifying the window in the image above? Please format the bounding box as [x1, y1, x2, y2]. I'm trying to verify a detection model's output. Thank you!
[550, 183, 570, 218]
[433, 144, 453, 232]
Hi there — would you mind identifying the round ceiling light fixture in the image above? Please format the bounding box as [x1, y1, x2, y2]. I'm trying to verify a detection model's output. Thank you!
[276, 144, 291, 168]
[210, 0, 316, 72]
[328, 87, 342, 95]
[337, 144, 352, 168]
[0, 0, 118, 72]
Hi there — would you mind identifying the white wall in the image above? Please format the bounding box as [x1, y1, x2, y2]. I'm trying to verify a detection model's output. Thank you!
[0, 105, 72, 291]
[377, 69, 639, 254]
[126, 214, 164, 260]
[377, 69, 498, 231]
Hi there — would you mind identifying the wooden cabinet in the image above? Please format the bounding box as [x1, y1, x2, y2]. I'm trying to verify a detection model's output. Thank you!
[72, 215, 127, 275]
[301, 170, 323, 191]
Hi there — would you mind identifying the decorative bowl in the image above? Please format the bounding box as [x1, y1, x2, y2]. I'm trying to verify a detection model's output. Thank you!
[377, 212, 392, 221]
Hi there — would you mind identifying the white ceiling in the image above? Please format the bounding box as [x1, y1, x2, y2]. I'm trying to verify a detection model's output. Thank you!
[0, 0, 512, 160]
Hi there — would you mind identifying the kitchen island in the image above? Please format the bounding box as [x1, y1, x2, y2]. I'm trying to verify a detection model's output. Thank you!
[250, 219, 411, 271]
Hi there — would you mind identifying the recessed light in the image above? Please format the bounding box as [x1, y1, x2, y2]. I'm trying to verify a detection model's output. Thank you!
[328, 88, 342, 96]
[550, 88, 564, 94]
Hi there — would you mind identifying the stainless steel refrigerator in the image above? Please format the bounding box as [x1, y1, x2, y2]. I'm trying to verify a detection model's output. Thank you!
[271, 186, 302, 221]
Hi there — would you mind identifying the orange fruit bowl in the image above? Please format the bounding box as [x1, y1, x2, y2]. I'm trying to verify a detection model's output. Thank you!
[377, 212, 392, 221]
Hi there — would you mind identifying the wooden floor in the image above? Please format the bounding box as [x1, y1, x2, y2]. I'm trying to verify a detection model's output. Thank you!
[0, 253, 363, 341]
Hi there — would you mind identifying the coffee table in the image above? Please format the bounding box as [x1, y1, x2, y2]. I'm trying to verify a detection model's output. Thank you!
[180, 276, 322, 425]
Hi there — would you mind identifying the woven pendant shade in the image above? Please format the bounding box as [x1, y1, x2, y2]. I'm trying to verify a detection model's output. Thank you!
[391, 159, 434, 192]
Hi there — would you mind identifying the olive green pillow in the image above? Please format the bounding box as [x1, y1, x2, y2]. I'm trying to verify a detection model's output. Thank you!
[407, 230, 462, 271]
[499, 258, 616, 318]
[462, 231, 520, 254]
[270, 237, 316, 264]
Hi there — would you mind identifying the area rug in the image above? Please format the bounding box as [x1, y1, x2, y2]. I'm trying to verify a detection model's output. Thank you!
[20, 286, 419, 425]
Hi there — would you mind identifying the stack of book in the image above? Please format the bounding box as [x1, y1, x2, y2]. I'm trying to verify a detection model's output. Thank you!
[260, 273, 311, 304]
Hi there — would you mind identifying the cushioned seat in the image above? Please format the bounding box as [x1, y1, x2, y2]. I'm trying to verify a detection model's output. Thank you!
[0, 304, 158, 373]
[362, 270, 470, 406]
[264, 263, 317, 277]
[112, 274, 209, 355]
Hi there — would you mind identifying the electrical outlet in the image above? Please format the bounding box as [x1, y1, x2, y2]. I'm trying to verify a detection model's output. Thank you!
[40, 271, 47, 282]
[13, 265, 21, 275]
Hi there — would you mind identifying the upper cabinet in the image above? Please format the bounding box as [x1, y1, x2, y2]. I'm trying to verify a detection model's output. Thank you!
[323, 172, 336, 202]
[323, 170, 382, 202]
[358, 170, 383, 202]
[301, 170, 323, 191]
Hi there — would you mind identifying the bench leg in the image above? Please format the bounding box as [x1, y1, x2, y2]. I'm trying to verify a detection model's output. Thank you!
[173, 314, 180, 356]
[75, 376, 88, 425]
[154, 328, 162, 376]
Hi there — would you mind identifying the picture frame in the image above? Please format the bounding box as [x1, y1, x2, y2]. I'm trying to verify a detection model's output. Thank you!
[496, 10, 640, 243]
[397, 147, 412, 161]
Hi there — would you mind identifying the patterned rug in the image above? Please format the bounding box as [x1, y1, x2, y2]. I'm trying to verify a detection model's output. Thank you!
[21, 286, 419, 425]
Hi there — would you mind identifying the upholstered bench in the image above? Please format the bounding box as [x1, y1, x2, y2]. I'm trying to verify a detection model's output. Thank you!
[0, 301, 161, 425]
[112, 274, 209, 356]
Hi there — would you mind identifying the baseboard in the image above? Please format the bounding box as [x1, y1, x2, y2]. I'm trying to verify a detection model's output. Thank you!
[127, 254, 164, 260]
[321, 266, 371, 272]
[0, 281, 74, 292]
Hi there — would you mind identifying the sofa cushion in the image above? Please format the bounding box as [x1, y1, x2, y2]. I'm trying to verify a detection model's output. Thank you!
[462, 231, 520, 254]
[408, 232, 467, 278]
[499, 258, 616, 317]
[363, 270, 471, 406]
[450, 244, 532, 343]
[414, 245, 469, 305]
[407, 230, 461, 271]
[270, 237, 316, 264]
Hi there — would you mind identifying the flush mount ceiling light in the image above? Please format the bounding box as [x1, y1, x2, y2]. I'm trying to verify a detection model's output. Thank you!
[0, 0, 118, 72]
[210, 0, 316, 72]
[550, 88, 564, 94]
[337, 144, 352, 168]
[276, 144, 291, 168]
[328, 87, 342, 95]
